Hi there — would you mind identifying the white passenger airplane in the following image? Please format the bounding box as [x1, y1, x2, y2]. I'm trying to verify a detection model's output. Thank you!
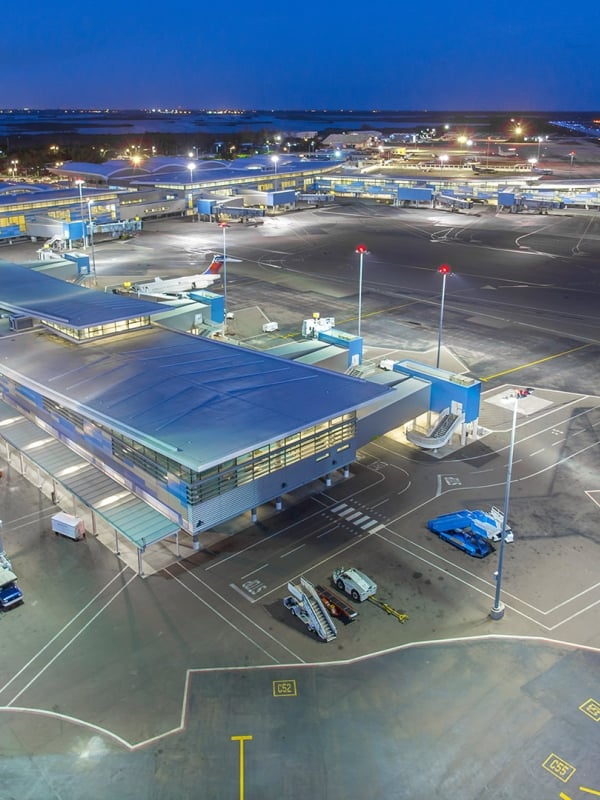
[133, 255, 224, 298]
[497, 146, 519, 157]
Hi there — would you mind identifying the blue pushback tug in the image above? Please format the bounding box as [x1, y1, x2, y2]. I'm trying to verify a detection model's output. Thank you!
[426, 511, 497, 558]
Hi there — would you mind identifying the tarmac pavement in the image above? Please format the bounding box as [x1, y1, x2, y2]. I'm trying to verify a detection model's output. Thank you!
[1, 197, 599, 799]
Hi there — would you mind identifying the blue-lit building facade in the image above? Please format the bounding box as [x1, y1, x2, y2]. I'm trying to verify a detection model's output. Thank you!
[0, 262, 424, 546]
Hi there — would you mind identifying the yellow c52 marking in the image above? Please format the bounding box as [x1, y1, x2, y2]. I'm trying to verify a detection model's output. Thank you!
[272, 679, 297, 697]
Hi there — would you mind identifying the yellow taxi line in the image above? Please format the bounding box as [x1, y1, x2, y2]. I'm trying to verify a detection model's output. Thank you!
[480, 343, 593, 382]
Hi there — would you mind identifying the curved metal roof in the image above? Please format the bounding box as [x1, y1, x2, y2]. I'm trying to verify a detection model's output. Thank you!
[0, 261, 163, 327]
[0, 323, 390, 472]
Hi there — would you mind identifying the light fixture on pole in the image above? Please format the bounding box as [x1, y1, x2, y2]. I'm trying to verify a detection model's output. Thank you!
[436, 264, 452, 369]
[86, 201, 97, 284]
[271, 154, 279, 188]
[187, 161, 196, 184]
[219, 221, 229, 332]
[75, 179, 86, 245]
[490, 388, 531, 620]
[355, 244, 368, 338]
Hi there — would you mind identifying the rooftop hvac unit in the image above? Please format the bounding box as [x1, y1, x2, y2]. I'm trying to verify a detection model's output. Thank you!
[9, 315, 35, 331]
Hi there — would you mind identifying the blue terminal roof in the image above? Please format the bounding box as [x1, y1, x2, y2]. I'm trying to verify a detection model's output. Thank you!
[0, 185, 118, 208]
[53, 156, 336, 187]
[0, 261, 163, 327]
[0, 181, 56, 196]
[0, 324, 391, 472]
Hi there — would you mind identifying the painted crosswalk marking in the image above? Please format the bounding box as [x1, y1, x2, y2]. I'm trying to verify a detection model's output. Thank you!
[329, 504, 384, 534]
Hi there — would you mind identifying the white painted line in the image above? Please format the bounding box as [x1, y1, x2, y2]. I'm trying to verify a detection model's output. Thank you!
[240, 563, 269, 580]
[370, 524, 385, 533]
[547, 598, 600, 631]
[361, 520, 378, 530]
[371, 497, 390, 509]
[374, 531, 547, 628]
[317, 524, 339, 539]
[177, 568, 304, 663]
[4, 631, 599, 753]
[331, 503, 347, 513]
[345, 511, 363, 522]
[0, 566, 131, 697]
[229, 583, 257, 603]
[280, 544, 306, 558]
[7, 574, 138, 707]
[552, 439, 565, 447]
[256, 531, 376, 602]
[529, 448, 545, 457]
[169, 579, 279, 664]
[337, 507, 355, 518]
[354, 515, 370, 526]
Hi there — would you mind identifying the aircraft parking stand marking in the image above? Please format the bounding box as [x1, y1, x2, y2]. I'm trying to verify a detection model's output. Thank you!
[542, 753, 576, 783]
[272, 679, 297, 697]
[579, 698, 600, 722]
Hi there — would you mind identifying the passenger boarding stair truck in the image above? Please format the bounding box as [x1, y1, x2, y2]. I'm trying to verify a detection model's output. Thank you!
[283, 577, 337, 642]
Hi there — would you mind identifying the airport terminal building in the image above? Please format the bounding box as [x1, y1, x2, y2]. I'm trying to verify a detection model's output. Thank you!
[0, 261, 431, 570]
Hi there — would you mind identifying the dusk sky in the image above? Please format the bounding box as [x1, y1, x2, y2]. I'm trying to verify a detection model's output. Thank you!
[3, 0, 599, 110]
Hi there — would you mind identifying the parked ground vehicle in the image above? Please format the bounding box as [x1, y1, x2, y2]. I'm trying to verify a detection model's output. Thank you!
[283, 577, 337, 641]
[426, 510, 500, 558]
[51, 512, 85, 541]
[332, 567, 377, 602]
[0, 556, 23, 610]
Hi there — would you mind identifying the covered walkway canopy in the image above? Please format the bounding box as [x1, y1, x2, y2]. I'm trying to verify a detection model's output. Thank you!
[0, 399, 180, 574]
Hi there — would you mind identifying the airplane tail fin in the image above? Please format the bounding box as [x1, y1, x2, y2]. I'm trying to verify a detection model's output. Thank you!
[204, 254, 224, 275]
